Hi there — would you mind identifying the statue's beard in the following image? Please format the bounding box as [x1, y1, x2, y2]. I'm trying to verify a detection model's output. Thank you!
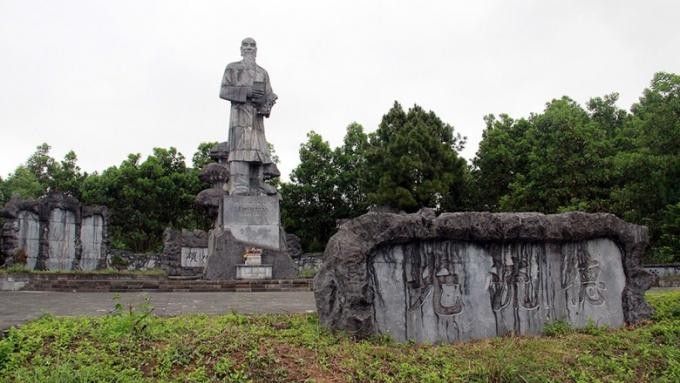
[242, 53, 256, 66]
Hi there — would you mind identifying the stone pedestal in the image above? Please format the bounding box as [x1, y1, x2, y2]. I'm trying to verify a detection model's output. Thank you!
[203, 229, 297, 280]
[203, 194, 298, 280]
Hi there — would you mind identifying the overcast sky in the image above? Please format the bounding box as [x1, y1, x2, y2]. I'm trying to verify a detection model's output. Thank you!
[1, 0, 679, 181]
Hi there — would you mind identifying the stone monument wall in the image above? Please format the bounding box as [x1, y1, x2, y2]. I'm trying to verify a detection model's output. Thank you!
[314, 210, 656, 343]
[161, 228, 209, 276]
[0, 193, 109, 271]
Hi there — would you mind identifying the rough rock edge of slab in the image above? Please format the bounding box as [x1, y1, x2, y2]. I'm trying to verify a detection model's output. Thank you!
[313, 210, 656, 339]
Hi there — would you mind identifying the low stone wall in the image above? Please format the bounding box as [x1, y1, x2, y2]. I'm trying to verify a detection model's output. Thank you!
[0, 272, 312, 292]
[644, 264, 680, 278]
[644, 264, 680, 287]
[314, 210, 655, 343]
[297, 253, 323, 273]
[107, 249, 160, 270]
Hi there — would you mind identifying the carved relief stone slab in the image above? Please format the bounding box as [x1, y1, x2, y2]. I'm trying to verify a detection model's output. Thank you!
[17, 210, 40, 269]
[371, 239, 625, 342]
[314, 211, 655, 342]
[180, 247, 209, 267]
[80, 215, 104, 271]
[46, 208, 77, 271]
[0, 193, 109, 271]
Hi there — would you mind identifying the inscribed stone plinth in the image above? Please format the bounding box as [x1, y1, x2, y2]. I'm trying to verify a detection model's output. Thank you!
[314, 211, 656, 343]
[220, 195, 280, 250]
[46, 208, 77, 271]
[17, 211, 40, 269]
[80, 215, 104, 271]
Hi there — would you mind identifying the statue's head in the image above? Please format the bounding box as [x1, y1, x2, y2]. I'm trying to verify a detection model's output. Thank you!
[240, 37, 257, 58]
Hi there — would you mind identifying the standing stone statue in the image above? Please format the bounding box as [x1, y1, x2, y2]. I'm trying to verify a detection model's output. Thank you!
[220, 37, 278, 196]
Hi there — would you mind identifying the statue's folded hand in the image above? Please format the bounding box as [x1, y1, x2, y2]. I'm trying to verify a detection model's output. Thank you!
[247, 88, 264, 97]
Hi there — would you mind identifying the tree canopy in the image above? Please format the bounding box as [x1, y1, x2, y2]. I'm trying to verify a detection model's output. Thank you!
[471, 72, 680, 262]
[365, 102, 468, 212]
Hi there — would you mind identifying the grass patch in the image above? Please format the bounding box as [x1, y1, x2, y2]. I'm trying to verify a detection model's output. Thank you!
[0, 291, 678, 382]
[297, 267, 317, 279]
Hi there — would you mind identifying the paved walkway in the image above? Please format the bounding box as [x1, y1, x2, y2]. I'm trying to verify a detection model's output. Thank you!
[0, 291, 316, 331]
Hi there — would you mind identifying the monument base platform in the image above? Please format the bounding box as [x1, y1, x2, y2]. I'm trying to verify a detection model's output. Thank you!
[203, 228, 297, 280]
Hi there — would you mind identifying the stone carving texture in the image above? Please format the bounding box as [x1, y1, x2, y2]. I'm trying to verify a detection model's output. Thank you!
[181, 247, 209, 268]
[161, 229, 208, 276]
[46, 208, 77, 270]
[80, 215, 104, 271]
[17, 211, 40, 269]
[314, 211, 655, 342]
[0, 193, 109, 271]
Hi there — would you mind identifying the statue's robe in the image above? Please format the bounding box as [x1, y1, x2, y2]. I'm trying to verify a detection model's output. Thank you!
[219, 60, 276, 164]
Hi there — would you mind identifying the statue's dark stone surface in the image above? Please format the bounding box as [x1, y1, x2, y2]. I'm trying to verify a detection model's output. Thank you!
[313, 210, 655, 342]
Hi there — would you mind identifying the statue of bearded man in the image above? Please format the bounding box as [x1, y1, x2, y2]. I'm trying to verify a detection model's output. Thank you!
[219, 37, 278, 196]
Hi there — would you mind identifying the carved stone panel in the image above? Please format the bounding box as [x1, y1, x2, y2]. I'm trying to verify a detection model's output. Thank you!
[370, 239, 625, 342]
[80, 215, 104, 271]
[17, 211, 40, 269]
[314, 211, 654, 342]
[1, 193, 109, 271]
[46, 208, 77, 270]
[180, 247, 209, 267]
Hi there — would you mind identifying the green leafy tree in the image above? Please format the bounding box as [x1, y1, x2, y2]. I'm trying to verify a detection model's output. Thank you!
[191, 141, 219, 169]
[1, 143, 86, 202]
[472, 73, 679, 262]
[281, 132, 339, 252]
[0, 176, 6, 206]
[0, 166, 44, 204]
[25, 143, 54, 187]
[333, 123, 370, 218]
[654, 202, 680, 263]
[281, 124, 371, 252]
[471, 114, 531, 211]
[608, 72, 680, 261]
[365, 102, 468, 212]
[498, 97, 614, 213]
[80, 148, 206, 251]
[47, 150, 86, 197]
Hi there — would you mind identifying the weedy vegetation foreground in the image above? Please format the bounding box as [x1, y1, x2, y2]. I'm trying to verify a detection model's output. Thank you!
[0, 290, 678, 382]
